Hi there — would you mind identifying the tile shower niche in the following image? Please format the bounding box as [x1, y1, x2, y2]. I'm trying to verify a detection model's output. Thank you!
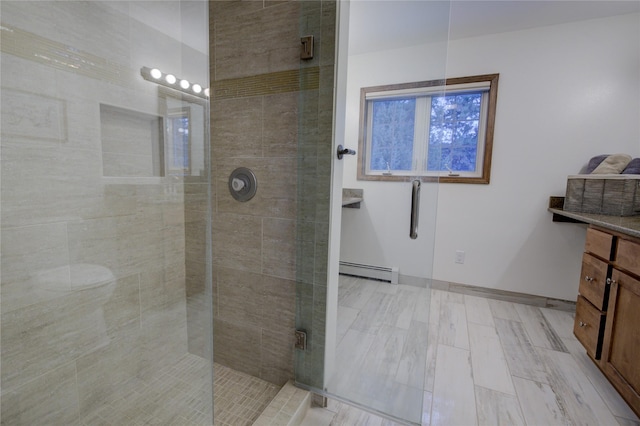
[100, 104, 164, 177]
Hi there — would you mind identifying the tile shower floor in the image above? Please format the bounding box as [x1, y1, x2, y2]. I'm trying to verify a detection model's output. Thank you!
[80, 353, 279, 425]
[310, 276, 640, 425]
[214, 363, 280, 425]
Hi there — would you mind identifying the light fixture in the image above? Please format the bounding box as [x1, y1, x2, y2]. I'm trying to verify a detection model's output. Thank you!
[140, 66, 209, 100]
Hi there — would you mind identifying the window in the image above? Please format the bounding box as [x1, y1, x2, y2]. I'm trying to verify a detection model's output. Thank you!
[357, 74, 498, 183]
[166, 108, 191, 176]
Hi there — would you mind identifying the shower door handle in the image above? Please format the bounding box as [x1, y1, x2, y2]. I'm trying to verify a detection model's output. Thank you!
[410, 179, 420, 239]
[337, 145, 356, 160]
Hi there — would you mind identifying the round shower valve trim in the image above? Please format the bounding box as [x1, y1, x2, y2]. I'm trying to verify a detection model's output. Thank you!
[228, 167, 257, 202]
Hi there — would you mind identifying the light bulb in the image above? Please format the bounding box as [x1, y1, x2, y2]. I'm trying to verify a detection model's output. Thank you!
[150, 68, 162, 79]
[204, 88, 210, 97]
[180, 79, 190, 89]
[165, 74, 176, 84]
[192, 84, 202, 94]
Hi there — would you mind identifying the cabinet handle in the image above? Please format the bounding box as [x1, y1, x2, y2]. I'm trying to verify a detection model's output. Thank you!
[579, 321, 588, 327]
[607, 278, 617, 285]
[584, 276, 594, 282]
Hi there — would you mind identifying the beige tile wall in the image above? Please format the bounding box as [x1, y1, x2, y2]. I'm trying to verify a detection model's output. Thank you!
[1, 2, 212, 424]
[208, 0, 335, 388]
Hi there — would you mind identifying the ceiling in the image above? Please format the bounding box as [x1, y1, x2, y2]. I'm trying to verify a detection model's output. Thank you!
[348, 0, 640, 55]
[107, 1, 639, 57]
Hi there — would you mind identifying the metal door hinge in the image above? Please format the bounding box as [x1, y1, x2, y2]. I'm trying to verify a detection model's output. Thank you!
[300, 36, 314, 60]
[295, 330, 307, 350]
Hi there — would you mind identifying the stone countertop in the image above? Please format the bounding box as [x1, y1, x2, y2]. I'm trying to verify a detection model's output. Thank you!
[549, 207, 640, 239]
[342, 196, 363, 207]
[342, 188, 363, 208]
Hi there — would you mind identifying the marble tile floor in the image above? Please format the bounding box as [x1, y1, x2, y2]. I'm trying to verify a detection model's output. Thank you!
[326, 275, 431, 423]
[80, 353, 280, 425]
[310, 276, 640, 426]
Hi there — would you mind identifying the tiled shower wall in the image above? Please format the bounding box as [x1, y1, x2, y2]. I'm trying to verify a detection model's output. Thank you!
[208, 1, 335, 387]
[0, 2, 211, 424]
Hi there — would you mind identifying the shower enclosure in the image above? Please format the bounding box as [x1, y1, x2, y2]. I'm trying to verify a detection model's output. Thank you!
[1, 0, 338, 424]
[1, 1, 214, 424]
[2, 0, 441, 424]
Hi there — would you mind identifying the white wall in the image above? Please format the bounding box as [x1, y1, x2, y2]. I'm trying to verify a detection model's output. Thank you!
[340, 13, 640, 301]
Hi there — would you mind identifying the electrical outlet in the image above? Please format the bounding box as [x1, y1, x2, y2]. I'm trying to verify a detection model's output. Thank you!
[455, 250, 465, 264]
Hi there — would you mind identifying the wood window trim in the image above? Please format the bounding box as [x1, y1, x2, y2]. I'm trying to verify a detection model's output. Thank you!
[356, 73, 499, 184]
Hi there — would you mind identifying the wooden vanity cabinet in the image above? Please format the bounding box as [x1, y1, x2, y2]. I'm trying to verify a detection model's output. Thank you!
[573, 226, 640, 417]
[574, 228, 613, 359]
[601, 263, 640, 414]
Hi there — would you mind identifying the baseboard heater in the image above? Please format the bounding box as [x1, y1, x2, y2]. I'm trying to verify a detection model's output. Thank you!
[339, 261, 399, 284]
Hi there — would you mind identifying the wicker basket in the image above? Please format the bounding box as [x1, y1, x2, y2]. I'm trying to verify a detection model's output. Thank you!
[564, 175, 640, 216]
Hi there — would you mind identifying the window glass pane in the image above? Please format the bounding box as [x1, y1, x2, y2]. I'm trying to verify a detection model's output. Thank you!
[453, 93, 481, 120]
[172, 117, 190, 169]
[428, 92, 481, 172]
[370, 98, 415, 171]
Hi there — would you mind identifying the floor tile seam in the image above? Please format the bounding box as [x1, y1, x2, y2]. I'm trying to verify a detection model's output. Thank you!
[510, 374, 565, 426]
[508, 370, 552, 387]
[473, 386, 525, 426]
[422, 302, 441, 395]
[464, 313, 497, 327]
[439, 298, 472, 351]
[539, 347, 624, 425]
[527, 307, 571, 353]
[566, 351, 640, 422]
[472, 382, 519, 399]
[467, 317, 519, 396]
[346, 323, 382, 338]
[493, 316, 552, 381]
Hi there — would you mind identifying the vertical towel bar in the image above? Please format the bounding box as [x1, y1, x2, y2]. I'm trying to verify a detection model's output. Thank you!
[410, 180, 420, 239]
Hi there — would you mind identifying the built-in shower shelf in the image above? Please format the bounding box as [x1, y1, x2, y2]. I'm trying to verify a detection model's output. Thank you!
[342, 188, 363, 209]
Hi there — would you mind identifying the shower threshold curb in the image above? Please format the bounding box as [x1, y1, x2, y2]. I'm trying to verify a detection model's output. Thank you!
[253, 380, 311, 425]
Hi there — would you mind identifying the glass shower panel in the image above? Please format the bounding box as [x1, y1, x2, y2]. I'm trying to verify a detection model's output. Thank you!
[306, 1, 450, 424]
[294, 0, 337, 392]
[0, 1, 213, 424]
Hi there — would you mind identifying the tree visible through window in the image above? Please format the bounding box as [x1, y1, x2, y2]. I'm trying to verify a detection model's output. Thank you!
[370, 98, 415, 172]
[359, 74, 498, 184]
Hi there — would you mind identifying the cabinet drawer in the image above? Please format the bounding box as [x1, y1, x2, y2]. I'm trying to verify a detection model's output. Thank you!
[615, 238, 640, 278]
[585, 227, 614, 260]
[574, 295, 606, 360]
[579, 253, 610, 310]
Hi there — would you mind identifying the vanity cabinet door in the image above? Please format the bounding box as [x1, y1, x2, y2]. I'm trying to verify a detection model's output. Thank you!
[615, 238, 640, 277]
[602, 269, 640, 414]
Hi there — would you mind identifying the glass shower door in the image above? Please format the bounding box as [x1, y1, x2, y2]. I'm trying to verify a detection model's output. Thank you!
[295, 1, 450, 424]
[0, 2, 213, 424]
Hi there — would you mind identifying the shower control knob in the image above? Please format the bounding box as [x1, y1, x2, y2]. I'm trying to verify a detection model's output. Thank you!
[231, 178, 246, 192]
[228, 167, 257, 202]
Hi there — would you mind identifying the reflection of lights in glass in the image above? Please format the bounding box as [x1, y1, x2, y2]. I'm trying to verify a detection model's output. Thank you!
[141, 67, 209, 100]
